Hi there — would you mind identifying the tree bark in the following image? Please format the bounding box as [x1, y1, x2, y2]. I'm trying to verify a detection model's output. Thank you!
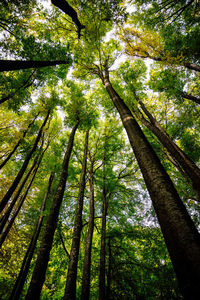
[0, 60, 68, 72]
[81, 159, 95, 300]
[0, 110, 50, 213]
[138, 100, 200, 200]
[0, 113, 39, 170]
[106, 236, 112, 300]
[64, 130, 89, 300]
[0, 140, 48, 241]
[25, 120, 79, 300]
[101, 71, 200, 300]
[99, 166, 107, 300]
[51, 0, 85, 38]
[9, 172, 54, 300]
[181, 92, 200, 105]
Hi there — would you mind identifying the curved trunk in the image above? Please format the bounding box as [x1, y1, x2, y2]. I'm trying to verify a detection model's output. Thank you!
[0, 110, 50, 213]
[64, 130, 89, 300]
[0, 60, 68, 72]
[102, 74, 200, 299]
[81, 160, 95, 300]
[25, 120, 79, 300]
[9, 172, 54, 300]
[139, 101, 200, 200]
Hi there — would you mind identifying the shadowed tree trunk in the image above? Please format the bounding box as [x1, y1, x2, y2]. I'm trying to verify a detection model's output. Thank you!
[0, 140, 48, 243]
[51, 0, 85, 38]
[64, 130, 89, 300]
[138, 100, 200, 200]
[0, 113, 39, 170]
[99, 68, 200, 300]
[106, 236, 112, 300]
[0, 60, 68, 72]
[81, 158, 95, 300]
[0, 110, 50, 213]
[180, 92, 200, 105]
[25, 120, 79, 300]
[99, 157, 108, 300]
[9, 172, 55, 300]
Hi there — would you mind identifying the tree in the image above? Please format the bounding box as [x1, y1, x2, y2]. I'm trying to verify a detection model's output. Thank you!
[63, 130, 89, 300]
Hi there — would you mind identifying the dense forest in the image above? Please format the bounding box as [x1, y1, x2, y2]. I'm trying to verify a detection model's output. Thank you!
[0, 0, 200, 299]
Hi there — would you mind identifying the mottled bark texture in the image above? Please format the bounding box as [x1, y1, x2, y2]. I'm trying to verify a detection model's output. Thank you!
[25, 120, 79, 300]
[9, 172, 54, 300]
[63, 130, 89, 300]
[0, 60, 68, 72]
[0, 110, 50, 213]
[101, 71, 200, 300]
[138, 100, 200, 200]
[81, 160, 95, 300]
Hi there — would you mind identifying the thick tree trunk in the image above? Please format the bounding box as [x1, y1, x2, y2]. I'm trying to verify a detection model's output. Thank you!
[0, 110, 50, 213]
[181, 92, 200, 105]
[102, 73, 200, 300]
[25, 120, 79, 300]
[64, 130, 89, 300]
[81, 160, 95, 300]
[9, 172, 54, 300]
[99, 180, 107, 300]
[138, 101, 200, 200]
[0, 60, 68, 72]
[51, 0, 85, 38]
[0, 113, 39, 170]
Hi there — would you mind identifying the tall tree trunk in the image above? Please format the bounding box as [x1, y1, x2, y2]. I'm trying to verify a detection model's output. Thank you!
[99, 170, 107, 300]
[0, 159, 37, 235]
[101, 71, 200, 300]
[0, 113, 39, 170]
[138, 100, 200, 200]
[0, 110, 50, 213]
[25, 120, 79, 300]
[0, 60, 68, 72]
[64, 130, 89, 300]
[106, 236, 112, 300]
[9, 172, 54, 300]
[81, 159, 95, 300]
[0, 140, 48, 242]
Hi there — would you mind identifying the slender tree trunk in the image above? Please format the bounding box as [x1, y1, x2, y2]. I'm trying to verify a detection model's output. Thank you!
[0, 70, 35, 105]
[9, 172, 54, 300]
[0, 110, 50, 213]
[0, 60, 69, 72]
[183, 62, 200, 73]
[25, 120, 79, 300]
[0, 113, 39, 170]
[106, 236, 112, 300]
[64, 130, 89, 300]
[99, 175, 107, 300]
[0, 141, 48, 243]
[0, 159, 36, 235]
[101, 71, 200, 300]
[81, 159, 95, 300]
[138, 100, 200, 199]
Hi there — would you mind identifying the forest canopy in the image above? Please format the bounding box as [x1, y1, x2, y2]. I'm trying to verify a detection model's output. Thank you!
[0, 0, 200, 299]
